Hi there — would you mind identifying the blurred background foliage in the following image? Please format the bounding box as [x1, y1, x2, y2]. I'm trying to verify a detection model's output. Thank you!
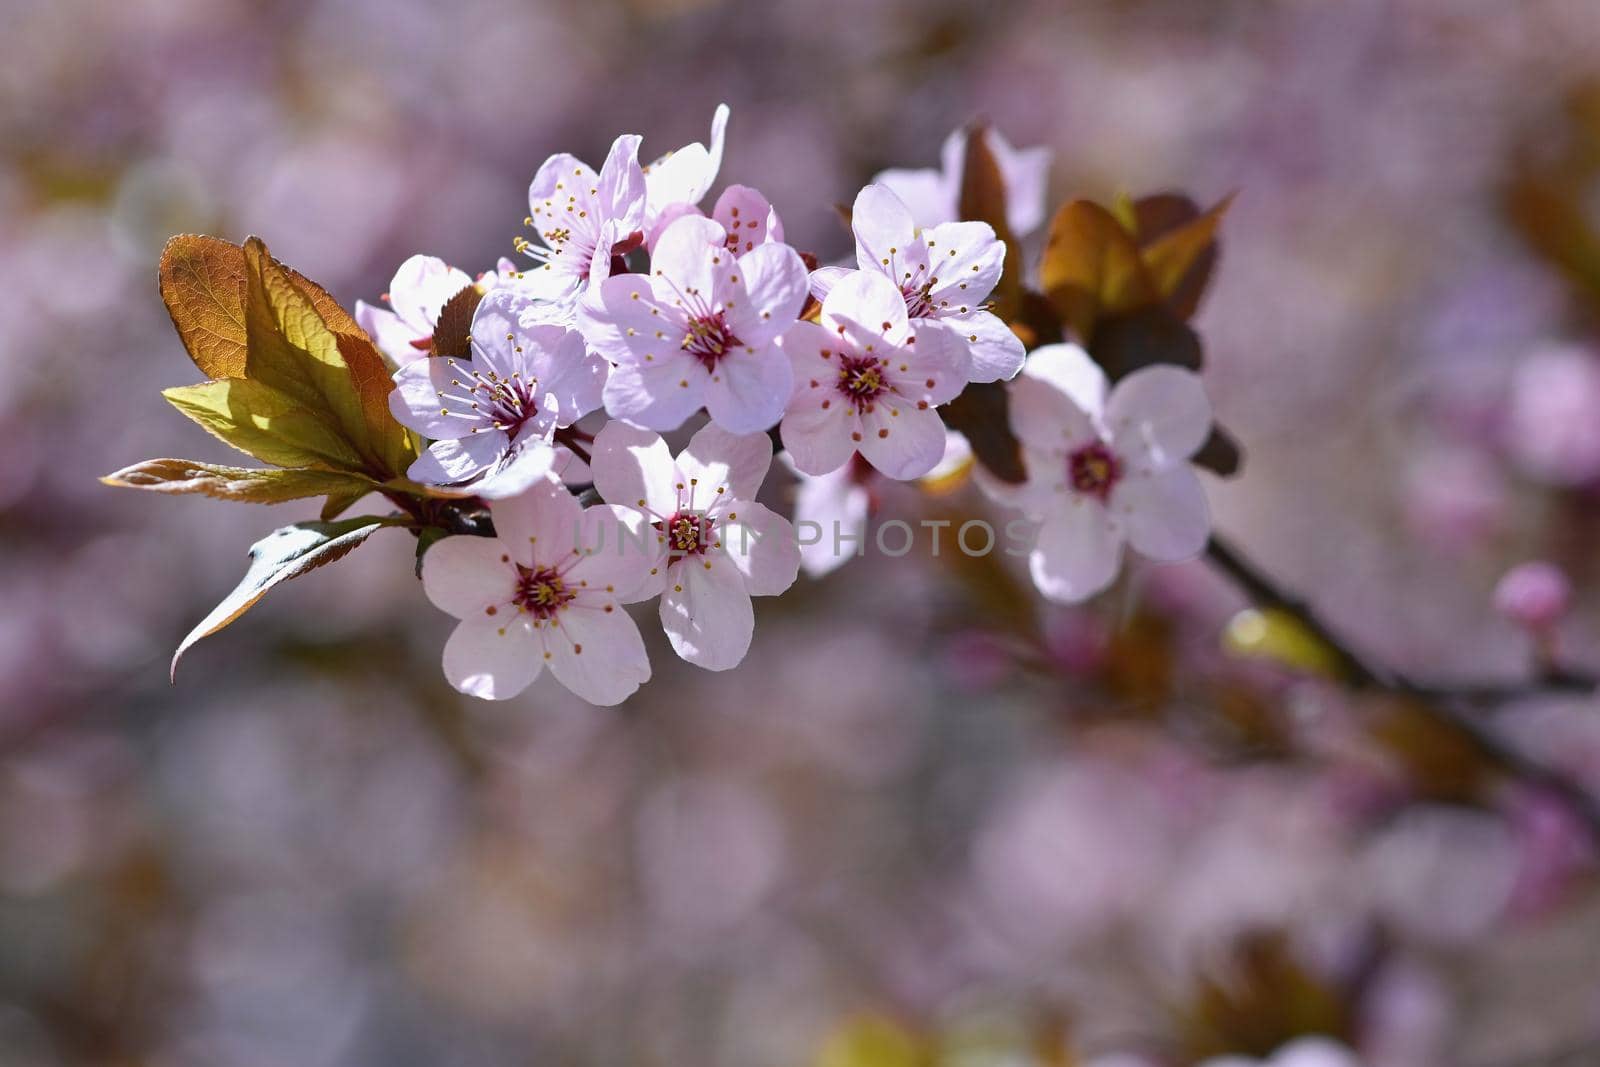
[6, 0, 1600, 1064]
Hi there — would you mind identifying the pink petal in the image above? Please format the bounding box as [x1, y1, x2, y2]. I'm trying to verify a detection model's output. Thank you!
[703, 343, 792, 433]
[1105, 365, 1212, 465]
[820, 270, 911, 348]
[443, 617, 542, 700]
[1112, 466, 1210, 562]
[590, 421, 679, 516]
[850, 183, 919, 275]
[1029, 503, 1123, 603]
[659, 551, 755, 670]
[721, 501, 799, 596]
[723, 242, 808, 348]
[602, 357, 710, 432]
[678, 423, 774, 502]
[857, 401, 948, 479]
[544, 602, 651, 705]
[922, 220, 1005, 307]
[421, 535, 515, 618]
[490, 476, 582, 559]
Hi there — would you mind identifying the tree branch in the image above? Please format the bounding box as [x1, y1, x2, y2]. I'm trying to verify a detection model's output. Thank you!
[1205, 533, 1600, 834]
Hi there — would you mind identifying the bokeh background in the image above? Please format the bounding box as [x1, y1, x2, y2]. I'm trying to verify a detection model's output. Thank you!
[6, 0, 1600, 1064]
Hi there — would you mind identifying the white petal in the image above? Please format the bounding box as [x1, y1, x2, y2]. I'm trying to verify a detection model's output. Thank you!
[679, 423, 773, 501]
[724, 242, 808, 347]
[988, 132, 1053, 238]
[567, 504, 663, 602]
[820, 269, 911, 349]
[941, 310, 1024, 383]
[659, 552, 754, 670]
[721, 501, 799, 596]
[1022, 343, 1106, 415]
[421, 535, 516, 618]
[469, 437, 559, 500]
[643, 103, 729, 221]
[851, 183, 919, 275]
[922, 220, 1005, 306]
[577, 273, 686, 365]
[356, 301, 425, 365]
[1029, 503, 1123, 603]
[780, 392, 856, 476]
[597, 133, 647, 235]
[1113, 465, 1210, 562]
[407, 432, 507, 485]
[389, 356, 478, 439]
[590, 420, 679, 515]
[545, 603, 651, 705]
[387, 254, 474, 335]
[857, 402, 948, 480]
[788, 462, 871, 578]
[651, 214, 726, 298]
[1106, 365, 1212, 464]
[703, 343, 792, 433]
[442, 617, 542, 701]
[602, 356, 709, 432]
[809, 265, 852, 302]
[867, 167, 953, 230]
[490, 475, 582, 559]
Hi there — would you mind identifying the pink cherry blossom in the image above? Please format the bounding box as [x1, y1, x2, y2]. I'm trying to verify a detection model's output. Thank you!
[579, 214, 809, 434]
[388, 288, 607, 499]
[420, 478, 655, 705]
[591, 421, 799, 671]
[987, 343, 1212, 603]
[812, 183, 1023, 385]
[780, 270, 966, 479]
[517, 134, 648, 302]
[872, 125, 1052, 237]
[641, 103, 730, 232]
[645, 183, 786, 254]
[355, 254, 475, 366]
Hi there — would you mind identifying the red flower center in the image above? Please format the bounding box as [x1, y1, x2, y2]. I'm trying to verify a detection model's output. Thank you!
[1069, 442, 1121, 501]
[513, 564, 574, 618]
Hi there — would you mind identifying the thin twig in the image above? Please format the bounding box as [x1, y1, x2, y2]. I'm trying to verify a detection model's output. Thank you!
[1205, 534, 1600, 835]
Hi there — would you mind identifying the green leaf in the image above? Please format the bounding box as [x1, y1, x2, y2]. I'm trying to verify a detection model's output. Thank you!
[102, 459, 377, 503]
[163, 379, 365, 470]
[171, 517, 405, 679]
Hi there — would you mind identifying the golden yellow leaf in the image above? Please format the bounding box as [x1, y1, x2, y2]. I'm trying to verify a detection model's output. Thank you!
[158, 234, 249, 378]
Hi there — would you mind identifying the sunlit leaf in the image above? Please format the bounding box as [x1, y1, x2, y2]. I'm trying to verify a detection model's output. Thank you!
[171, 516, 406, 680]
[101, 459, 376, 504]
[241, 237, 416, 477]
[163, 378, 366, 470]
[1039, 200, 1156, 341]
[158, 235, 249, 379]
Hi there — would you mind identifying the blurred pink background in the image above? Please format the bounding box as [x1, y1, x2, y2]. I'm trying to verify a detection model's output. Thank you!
[5, 1, 1600, 1064]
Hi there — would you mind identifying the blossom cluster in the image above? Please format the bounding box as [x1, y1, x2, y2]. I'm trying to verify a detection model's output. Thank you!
[355, 106, 1220, 704]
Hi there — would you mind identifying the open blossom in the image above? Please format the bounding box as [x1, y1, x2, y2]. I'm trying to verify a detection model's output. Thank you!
[421, 477, 655, 704]
[872, 125, 1052, 237]
[780, 271, 965, 479]
[648, 183, 785, 254]
[591, 421, 799, 670]
[355, 254, 475, 366]
[579, 214, 808, 433]
[641, 103, 730, 233]
[989, 343, 1212, 603]
[812, 183, 1024, 384]
[517, 134, 648, 302]
[388, 288, 607, 498]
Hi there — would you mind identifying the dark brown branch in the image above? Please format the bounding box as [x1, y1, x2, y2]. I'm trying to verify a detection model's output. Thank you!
[1205, 533, 1600, 834]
